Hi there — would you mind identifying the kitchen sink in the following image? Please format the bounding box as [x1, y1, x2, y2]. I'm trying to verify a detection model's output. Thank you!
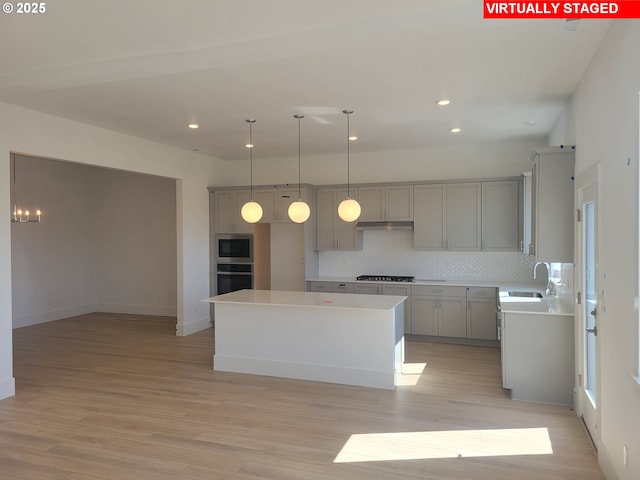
[508, 291, 543, 298]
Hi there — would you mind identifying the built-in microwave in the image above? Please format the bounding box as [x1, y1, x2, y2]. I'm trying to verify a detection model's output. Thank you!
[215, 234, 254, 263]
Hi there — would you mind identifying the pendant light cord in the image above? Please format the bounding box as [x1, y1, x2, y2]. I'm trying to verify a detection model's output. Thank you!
[343, 109, 353, 198]
[295, 114, 303, 199]
[246, 119, 256, 200]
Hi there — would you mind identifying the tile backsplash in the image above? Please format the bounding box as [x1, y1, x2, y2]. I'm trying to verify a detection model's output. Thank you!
[319, 230, 545, 283]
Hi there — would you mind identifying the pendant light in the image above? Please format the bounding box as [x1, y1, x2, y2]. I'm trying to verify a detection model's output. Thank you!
[337, 109, 361, 222]
[240, 119, 263, 224]
[288, 114, 311, 223]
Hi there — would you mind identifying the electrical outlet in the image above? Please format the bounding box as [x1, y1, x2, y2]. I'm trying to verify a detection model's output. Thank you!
[623, 444, 628, 466]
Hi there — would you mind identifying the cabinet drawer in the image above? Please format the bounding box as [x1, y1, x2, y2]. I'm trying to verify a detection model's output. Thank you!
[332, 282, 354, 293]
[467, 287, 497, 299]
[354, 283, 381, 295]
[412, 285, 467, 297]
[308, 281, 332, 292]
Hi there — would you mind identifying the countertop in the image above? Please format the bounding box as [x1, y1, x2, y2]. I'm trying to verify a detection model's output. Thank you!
[204, 289, 407, 311]
[307, 277, 575, 316]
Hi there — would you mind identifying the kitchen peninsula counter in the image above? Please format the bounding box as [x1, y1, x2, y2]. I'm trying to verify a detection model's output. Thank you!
[203, 290, 406, 390]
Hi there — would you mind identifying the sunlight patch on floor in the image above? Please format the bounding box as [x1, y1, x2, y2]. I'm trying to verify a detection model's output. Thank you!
[334, 427, 553, 463]
[395, 362, 427, 386]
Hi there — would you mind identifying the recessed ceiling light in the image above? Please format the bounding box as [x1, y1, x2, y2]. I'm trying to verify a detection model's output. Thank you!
[348, 135, 358, 141]
[245, 143, 254, 149]
[450, 127, 461, 133]
[524, 120, 537, 126]
[188, 123, 199, 129]
[437, 99, 451, 106]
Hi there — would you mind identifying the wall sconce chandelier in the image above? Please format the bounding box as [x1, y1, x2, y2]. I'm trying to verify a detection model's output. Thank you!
[10, 154, 42, 224]
[240, 119, 263, 224]
[288, 114, 311, 223]
[337, 109, 361, 222]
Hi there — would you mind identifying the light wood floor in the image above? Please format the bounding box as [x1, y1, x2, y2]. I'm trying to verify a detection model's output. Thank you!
[1, 313, 604, 480]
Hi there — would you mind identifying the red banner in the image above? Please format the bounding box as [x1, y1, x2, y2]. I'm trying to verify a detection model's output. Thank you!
[484, 1, 640, 18]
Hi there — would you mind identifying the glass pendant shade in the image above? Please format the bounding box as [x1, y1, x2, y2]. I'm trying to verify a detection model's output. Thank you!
[338, 197, 361, 223]
[288, 200, 311, 223]
[241, 200, 263, 223]
[287, 114, 310, 223]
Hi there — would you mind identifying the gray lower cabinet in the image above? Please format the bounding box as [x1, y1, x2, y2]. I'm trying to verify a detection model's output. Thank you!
[411, 285, 467, 337]
[354, 283, 381, 295]
[466, 287, 498, 340]
[332, 282, 354, 293]
[307, 281, 332, 292]
[411, 295, 439, 335]
[411, 285, 497, 341]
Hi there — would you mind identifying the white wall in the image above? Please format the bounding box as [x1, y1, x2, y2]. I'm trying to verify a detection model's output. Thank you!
[92, 167, 177, 316]
[11, 155, 97, 327]
[212, 140, 543, 187]
[0, 102, 219, 400]
[549, 21, 640, 480]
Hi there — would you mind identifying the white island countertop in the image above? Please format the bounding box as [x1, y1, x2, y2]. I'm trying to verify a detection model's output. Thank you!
[205, 289, 407, 311]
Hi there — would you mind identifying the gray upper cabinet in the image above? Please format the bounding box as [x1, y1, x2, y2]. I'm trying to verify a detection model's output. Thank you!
[413, 184, 446, 250]
[357, 186, 386, 221]
[529, 148, 575, 262]
[214, 190, 252, 233]
[414, 183, 480, 251]
[386, 185, 413, 220]
[358, 185, 413, 222]
[315, 188, 362, 251]
[446, 183, 481, 251]
[253, 189, 278, 223]
[481, 180, 520, 252]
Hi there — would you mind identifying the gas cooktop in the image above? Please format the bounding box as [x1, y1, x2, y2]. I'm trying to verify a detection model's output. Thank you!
[356, 275, 415, 282]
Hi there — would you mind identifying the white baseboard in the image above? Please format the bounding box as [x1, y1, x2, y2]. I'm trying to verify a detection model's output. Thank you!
[0, 376, 16, 400]
[13, 304, 96, 329]
[93, 303, 177, 317]
[177, 316, 212, 336]
[13, 303, 177, 329]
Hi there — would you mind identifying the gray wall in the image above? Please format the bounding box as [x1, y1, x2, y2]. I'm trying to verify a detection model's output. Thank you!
[11, 155, 177, 328]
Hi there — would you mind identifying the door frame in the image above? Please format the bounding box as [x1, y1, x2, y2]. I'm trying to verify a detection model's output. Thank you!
[574, 163, 601, 449]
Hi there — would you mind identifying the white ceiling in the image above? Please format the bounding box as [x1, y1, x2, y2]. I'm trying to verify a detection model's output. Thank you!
[0, 0, 610, 160]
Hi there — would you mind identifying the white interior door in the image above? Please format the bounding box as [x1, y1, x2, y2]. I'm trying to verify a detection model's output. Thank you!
[576, 171, 599, 448]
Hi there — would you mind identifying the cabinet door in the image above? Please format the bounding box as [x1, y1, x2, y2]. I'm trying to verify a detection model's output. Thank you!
[383, 284, 411, 333]
[315, 189, 336, 250]
[354, 284, 381, 295]
[386, 185, 413, 221]
[438, 296, 467, 338]
[467, 297, 497, 340]
[411, 296, 439, 335]
[413, 184, 446, 250]
[277, 187, 306, 222]
[533, 151, 575, 262]
[214, 191, 234, 233]
[336, 188, 362, 250]
[446, 183, 481, 251]
[215, 190, 252, 233]
[357, 186, 385, 221]
[234, 190, 253, 233]
[482, 180, 519, 251]
[254, 189, 278, 223]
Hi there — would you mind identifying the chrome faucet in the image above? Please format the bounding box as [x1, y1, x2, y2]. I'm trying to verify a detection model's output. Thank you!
[533, 261, 554, 296]
[532, 261, 549, 279]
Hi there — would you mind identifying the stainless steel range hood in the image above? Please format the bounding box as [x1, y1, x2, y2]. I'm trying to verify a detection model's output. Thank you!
[355, 221, 414, 231]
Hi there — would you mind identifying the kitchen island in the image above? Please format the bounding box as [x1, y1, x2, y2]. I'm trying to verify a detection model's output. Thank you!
[203, 289, 406, 390]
